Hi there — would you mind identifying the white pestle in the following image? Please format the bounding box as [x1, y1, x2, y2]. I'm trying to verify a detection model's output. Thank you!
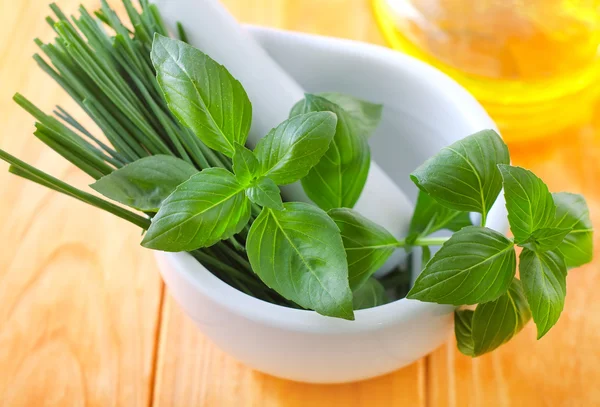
[152, 0, 413, 243]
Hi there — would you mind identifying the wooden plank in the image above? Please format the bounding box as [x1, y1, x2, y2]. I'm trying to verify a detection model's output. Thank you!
[153, 294, 426, 407]
[151, 1, 425, 406]
[427, 119, 600, 406]
[0, 1, 163, 405]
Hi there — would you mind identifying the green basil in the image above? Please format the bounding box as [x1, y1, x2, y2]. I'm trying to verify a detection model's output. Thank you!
[151, 34, 252, 157]
[318, 92, 383, 138]
[410, 130, 509, 222]
[328, 208, 399, 290]
[245, 177, 284, 211]
[253, 112, 337, 185]
[454, 310, 475, 357]
[552, 192, 594, 267]
[232, 143, 259, 185]
[421, 246, 432, 265]
[90, 155, 197, 211]
[352, 278, 388, 310]
[247, 202, 354, 319]
[142, 168, 250, 251]
[519, 249, 567, 338]
[408, 190, 472, 242]
[520, 227, 572, 252]
[407, 226, 516, 305]
[498, 164, 556, 243]
[294, 94, 371, 210]
[470, 279, 531, 356]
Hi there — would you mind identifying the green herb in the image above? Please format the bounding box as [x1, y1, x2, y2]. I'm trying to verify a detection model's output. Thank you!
[454, 310, 475, 356]
[519, 249, 567, 338]
[317, 92, 383, 138]
[245, 177, 284, 211]
[410, 129, 509, 225]
[407, 190, 472, 243]
[247, 202, 354, 319]
[405, 131, 591, 354]
[408, 226, 516, 305]
[455, 279, 531, 356]
[352, 278, 388, 310]
[2, 0, 593, 359]
[520, 227, 571, 252]
[1, 1, 292, 307]
[292, 94, 371, 210]
[498, 164, 556, 243]
[328, 208, 399, 290]
[253, 111, 337, 185]
[232, 143, 259, 185]
[552, 192, 593, 267]
[328, 207, 464, 290]
[91, 155, 197, 211]
[151, 33, 252, 157]
[141, 168, 252, 251]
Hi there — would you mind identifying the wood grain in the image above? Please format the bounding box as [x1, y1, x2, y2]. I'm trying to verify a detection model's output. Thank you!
[1, 0, 600, 406]
[0, 1, 162, 406]
[153, 295, 425, 407]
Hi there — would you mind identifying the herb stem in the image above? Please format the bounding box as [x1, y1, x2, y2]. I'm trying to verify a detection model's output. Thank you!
[0, 150, 150, 230]
[190, 249, 257, 286]
[396, 236, 450, 247]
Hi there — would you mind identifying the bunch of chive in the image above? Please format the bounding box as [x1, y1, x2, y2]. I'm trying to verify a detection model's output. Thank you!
[0, 0, 294, 307]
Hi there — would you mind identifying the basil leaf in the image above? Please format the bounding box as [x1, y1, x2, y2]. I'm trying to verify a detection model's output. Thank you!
[408, 190, 472, 241]
[328, 208, 399, 290]
[318, 92, 383, 139]
[352, 278, 388, 310]
[410, 129, 509, 219]
[519, 249, 567, 338]
[520, 227, 571, 252]
[471, 278, 531, 356]
[247, 202, 354, 319]
[90, 155, 197, 211]
[421, 246, 432, 265]
[552, 192, 594, 267]
[142, 168, 250, 251]
[232, 143, 259, 185]
[151, 34, 252, 157]
[295, 94, 371, 210]
[254, 112, 337, 185]
[498, 164, 556, 243]
[454, 310, 475, 357]
[407, 226, 516, 305]
[245, 177, 284, 211]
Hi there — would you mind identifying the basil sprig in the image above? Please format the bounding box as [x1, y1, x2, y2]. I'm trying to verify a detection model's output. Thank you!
[405, 131, 592, 347]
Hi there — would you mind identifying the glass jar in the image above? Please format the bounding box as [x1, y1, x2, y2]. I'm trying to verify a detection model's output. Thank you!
[373, 0, 600, 141]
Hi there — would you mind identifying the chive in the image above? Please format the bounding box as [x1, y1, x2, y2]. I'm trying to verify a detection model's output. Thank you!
[1, 150, 150, 229]
[54, 22, 169, 154]
[177, 22, 189, 43]
[54, 106, 126, 166]
[8, 0, 271, 307]
[33, 128, 105, 179]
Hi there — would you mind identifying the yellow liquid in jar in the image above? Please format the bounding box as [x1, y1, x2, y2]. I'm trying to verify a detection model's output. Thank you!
[373, 0, 600, 141]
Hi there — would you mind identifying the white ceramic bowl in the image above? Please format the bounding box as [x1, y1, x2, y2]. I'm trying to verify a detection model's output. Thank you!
[155, 26, 505, 384]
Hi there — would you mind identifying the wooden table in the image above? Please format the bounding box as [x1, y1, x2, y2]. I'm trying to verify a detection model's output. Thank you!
[1, 1, 599, 405]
